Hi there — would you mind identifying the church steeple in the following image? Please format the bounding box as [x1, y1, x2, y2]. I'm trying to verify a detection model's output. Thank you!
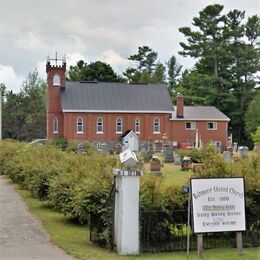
[46, 53, 66, 88]
[46, 53, 66, 139]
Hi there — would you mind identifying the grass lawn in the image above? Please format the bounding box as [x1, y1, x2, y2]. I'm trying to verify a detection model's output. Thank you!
[15, 183, 259, 260]
[143, 157, 192, 187]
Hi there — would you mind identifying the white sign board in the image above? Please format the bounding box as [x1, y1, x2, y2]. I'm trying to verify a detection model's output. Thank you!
[191, 178, 246, 233]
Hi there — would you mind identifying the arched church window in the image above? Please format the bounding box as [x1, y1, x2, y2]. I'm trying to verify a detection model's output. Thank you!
[53, 74, 61, 86]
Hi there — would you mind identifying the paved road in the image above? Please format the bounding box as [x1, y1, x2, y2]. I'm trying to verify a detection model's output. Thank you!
[0, 175, 75, 260]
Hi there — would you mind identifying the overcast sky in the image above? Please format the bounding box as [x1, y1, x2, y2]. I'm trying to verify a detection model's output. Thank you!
[0, 0, 259, 92]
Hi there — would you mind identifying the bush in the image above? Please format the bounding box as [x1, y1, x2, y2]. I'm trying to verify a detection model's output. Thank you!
[48, 152, 117, 223]
[140, 175, 186, 211]
[1, 140, 258, 243]
[178, 145, 217, 163]
[0, 140, 117, 221]
[0, 140, 25, 176]
[51, 138, 68, 150]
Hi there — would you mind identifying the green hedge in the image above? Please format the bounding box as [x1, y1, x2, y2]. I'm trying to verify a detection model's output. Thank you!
[178, 145, 218, 163]
[0, 140, 259, 236]
[0, 140, 117, 224]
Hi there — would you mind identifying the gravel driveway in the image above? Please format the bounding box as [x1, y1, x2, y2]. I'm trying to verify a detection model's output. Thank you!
[0, 175, 75, 260]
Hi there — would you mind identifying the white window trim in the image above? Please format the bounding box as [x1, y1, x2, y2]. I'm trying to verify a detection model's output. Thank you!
[116, 118, 123, 134]
[153, 118, 160, 134]
[96, 118, 104, 134]
[53, 117, 58, 133]
[135, 118, 141, 134]
[208, 122, 218, 130]
[53, 74, 61, 86]
[185, 121, 196, 130]
[77, 117, 84, 133]
[212, 141, 221, 146]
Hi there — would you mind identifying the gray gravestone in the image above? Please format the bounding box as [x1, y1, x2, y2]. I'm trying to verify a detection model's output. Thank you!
[238, 146, 248, 158]
[173, 153, 181, 165]
[223, 151, 232, 162]
[140, 147, 146, 155]
[233, 142, 238, 153]
[164, 147, 174, 163]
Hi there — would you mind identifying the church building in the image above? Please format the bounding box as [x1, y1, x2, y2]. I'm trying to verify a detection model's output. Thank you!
[46, 57, 230, 151]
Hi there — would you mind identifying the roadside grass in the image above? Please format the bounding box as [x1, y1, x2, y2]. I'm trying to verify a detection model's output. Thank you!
[14, 182, 259, 260]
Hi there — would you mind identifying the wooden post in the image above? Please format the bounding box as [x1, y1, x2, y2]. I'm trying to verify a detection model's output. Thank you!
[236, 232, 243, 254]
[197, 234, 203, 257]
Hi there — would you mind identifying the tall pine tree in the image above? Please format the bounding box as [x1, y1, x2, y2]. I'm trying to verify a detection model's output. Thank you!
[178, 4, 260, 144]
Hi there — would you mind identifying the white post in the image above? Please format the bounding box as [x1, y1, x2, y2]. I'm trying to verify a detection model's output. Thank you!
[0, 91, 2, 140]
[113, 169, 143, 255]
[187, 187, 191, 255]
[195, 128, 199, 148]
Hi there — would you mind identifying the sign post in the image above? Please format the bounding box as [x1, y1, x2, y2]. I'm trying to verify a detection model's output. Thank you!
[182, 186, 191, 256]
[236, 231, 243, 254]
[190, 177, 246, 256]
[197, 233, 203, 257]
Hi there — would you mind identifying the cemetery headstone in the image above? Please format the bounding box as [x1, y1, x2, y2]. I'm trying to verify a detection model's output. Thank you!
[227, 146, 233, 155]
[164, 147, 174, 163]
[238, 146, 248, 158]
[223, 151, 232, 162]
[173, 153, 181, 165]
[140, 146, 146, 155]
[149, 156, 162, 176]
[181, 156, 192, 171]
[233, 142, 238, 153]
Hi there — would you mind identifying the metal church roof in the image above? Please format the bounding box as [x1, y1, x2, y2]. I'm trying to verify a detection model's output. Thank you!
[172, 106, 230, 121]
[61, 81, 174, 113]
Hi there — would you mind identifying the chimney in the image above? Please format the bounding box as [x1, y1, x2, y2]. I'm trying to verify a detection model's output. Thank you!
[176, 95, 184, 118]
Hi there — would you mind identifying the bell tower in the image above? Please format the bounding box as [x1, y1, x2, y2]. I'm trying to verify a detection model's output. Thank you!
[46, 53, 66, 139]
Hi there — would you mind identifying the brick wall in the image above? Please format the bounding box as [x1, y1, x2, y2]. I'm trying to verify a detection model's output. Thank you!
[63, 112, 172, 141]
[171, 120, 228, 149]
[46, 62, 66, 139]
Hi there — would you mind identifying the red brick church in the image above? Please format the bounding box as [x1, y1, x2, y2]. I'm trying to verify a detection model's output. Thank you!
[46, 57, 230, 151]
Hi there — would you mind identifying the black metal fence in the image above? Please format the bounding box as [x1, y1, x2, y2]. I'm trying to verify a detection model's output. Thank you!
[140, 210, 260, 252]
[89, 181, 260, 253]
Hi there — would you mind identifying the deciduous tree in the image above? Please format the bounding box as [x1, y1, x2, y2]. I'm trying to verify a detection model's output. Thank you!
[68, 60, 124, 82]
[2, 69, 46, 141]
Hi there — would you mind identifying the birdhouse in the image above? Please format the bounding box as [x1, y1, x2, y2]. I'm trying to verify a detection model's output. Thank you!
[119, 148, 138, 169]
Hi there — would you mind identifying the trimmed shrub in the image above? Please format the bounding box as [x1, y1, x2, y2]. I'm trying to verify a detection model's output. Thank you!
[178, 145, 217, 163]
[1, 140, 258, 239]
[48, 152, 117, 223]
[140, 175, 186, 211]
